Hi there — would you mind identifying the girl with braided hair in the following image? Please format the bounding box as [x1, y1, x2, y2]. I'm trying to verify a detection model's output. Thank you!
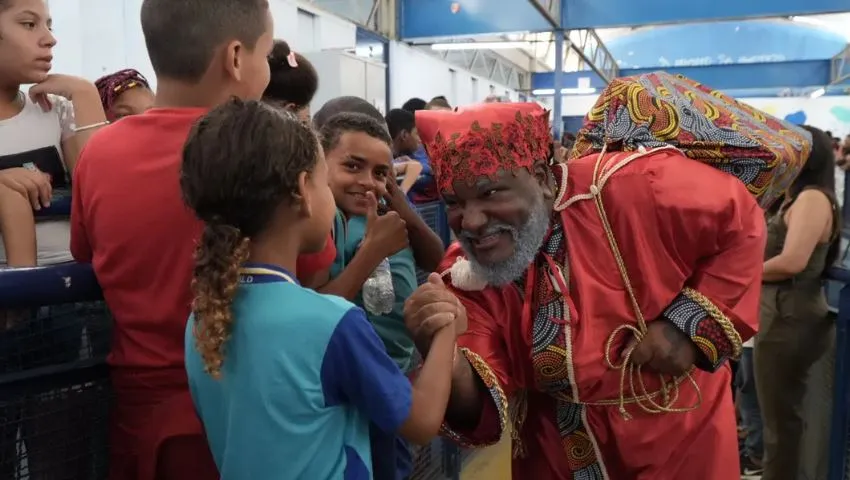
[181, 99, 460, 478]
[94, 68, 153, 121]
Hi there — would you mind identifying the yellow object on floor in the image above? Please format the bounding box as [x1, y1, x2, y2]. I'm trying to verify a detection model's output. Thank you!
[460, 436, 512, 480]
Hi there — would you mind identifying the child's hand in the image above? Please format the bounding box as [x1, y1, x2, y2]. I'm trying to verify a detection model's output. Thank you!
[29, 75, 96, 111]
[383, 177, 416, 221]
[0, 167, 52, 210]
[362, 191, 409, 259]
[404, 274, 467, 355]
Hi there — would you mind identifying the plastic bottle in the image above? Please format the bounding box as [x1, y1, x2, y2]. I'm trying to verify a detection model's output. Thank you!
[362, 257, 395, 315]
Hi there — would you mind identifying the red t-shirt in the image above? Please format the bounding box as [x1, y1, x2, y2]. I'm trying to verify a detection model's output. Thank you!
[71, 108, 336, 370]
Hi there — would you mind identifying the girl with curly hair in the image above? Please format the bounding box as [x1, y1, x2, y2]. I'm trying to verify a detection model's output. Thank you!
[181, 99, 459, 478]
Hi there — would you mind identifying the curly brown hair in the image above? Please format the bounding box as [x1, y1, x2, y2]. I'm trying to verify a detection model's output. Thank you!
[181, 98, 320, 379]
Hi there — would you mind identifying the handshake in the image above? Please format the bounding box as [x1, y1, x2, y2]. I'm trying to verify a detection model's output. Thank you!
[403, 273, 467, 355]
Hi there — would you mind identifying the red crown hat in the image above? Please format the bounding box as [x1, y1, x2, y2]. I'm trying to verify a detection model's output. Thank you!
[415, 102, 551, 195]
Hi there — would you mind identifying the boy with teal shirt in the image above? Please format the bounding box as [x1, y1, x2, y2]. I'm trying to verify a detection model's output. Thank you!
[330, 211, 417, 373]
[317, 111, 446, 480]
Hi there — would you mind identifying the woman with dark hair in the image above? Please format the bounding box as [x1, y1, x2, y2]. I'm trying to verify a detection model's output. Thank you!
[263, 40, 318, 123]
[755, 125, 840, 480]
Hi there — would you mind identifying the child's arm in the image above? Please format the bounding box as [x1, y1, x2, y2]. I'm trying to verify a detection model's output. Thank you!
[322, 305, 456, 445]
[385, 180, 445, 273]
[29, 75, 107, 172]
[315, 243, 383, 299]
[0, 183, 37, 267]
[395, 160, 423, 194]
[70, 156, 93, 263]
[317, 193, 408, 299]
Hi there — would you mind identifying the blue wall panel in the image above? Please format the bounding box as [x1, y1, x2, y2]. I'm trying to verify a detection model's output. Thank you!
[400, 0, 551, 39]
[561, 0, 850, 29]
[532, 61, 834, 91]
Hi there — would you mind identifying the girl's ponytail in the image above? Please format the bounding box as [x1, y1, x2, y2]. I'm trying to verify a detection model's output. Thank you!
[191, 222, 250, 379]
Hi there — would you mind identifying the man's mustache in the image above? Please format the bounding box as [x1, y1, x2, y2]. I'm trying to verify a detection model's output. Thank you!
[458, 223, 518, 242]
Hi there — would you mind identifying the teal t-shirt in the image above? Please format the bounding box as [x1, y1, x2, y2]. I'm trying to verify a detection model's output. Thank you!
[330, 210, 417, 373]
[185, 264, 413, 479]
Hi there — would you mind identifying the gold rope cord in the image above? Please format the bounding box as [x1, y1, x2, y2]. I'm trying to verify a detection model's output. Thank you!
[567, 146, 703, 418]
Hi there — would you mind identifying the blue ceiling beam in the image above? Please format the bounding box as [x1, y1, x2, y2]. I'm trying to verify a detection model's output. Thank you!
[399, 0, 551, 39]
[561, 0, 850, 29]
[532, 60, 838, 92]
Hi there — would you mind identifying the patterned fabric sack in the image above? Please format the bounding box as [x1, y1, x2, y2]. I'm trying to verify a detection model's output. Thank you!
[570, 71, 810, 208]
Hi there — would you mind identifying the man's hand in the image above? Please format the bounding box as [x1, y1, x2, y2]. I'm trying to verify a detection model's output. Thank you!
[628, 320, 698, 376]
[404, 273, 467, 355]
[0, 167, 52, 210]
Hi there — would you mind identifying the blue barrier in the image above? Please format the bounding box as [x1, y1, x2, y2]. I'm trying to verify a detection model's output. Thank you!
[33, 196, 71, 219]
[828, 267, 850, 480]
[0, 262, 110, 479]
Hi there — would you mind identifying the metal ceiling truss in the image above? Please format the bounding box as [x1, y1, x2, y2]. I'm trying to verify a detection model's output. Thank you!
[563, 29, 619, 82]
[308, 0, 395, 37]
[526, 0, 618, 83]
[434, 48, 527, 90]
[831, 43, 850, 85]
[529, 0, 561, 27]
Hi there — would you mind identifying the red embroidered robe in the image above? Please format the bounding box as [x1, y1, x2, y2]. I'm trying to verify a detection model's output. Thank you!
[441, 147, 764, 480]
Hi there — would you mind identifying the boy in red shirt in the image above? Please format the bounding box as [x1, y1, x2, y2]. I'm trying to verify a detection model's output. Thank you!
[69, 1, 337, 478]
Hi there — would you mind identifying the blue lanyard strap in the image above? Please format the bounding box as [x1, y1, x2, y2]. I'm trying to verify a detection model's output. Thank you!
[238, 263, 298, 285]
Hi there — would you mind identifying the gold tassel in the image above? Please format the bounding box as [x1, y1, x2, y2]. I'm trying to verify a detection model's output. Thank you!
[509, 389, 528, 458]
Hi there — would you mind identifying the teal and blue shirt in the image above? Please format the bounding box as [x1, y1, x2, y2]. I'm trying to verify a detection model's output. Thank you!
[185, 263, 413, 479]
[330, 210, 417, 373]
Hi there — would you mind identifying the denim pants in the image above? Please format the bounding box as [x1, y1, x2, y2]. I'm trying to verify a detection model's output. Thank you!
[736, 347, 763, 461]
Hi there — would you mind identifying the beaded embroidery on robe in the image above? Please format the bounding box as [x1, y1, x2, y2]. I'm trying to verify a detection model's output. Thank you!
[528, 219, 605, 478]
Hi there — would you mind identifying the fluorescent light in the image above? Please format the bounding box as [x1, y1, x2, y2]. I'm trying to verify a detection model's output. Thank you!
[790, 15, 850, 41]
[431, 41, 532, 51]
[810, 87, 826, 99]
[532, 87, 597, 95]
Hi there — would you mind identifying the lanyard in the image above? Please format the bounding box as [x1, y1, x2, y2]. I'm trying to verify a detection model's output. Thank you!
[238, 264, 298, 285]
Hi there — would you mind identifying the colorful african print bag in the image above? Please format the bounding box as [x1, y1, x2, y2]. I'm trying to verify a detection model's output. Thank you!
[570, 71, 810, 208]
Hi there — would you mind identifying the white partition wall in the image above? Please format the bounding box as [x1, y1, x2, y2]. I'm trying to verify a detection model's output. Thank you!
[304, 51, 387, 115]
[388, 42, 520, 110]
[46, 0, 358, 90]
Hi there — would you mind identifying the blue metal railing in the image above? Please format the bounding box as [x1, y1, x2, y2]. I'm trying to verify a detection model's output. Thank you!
[828, 267, 850, 480]
[0, 262, 110, 480]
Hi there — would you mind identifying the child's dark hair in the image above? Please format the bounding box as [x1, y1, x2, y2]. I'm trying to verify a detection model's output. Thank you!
[401, 98, 427, 113]
[427, 96, 451, 109]
[263, 40, 318, 109]
[141, 0, 269, 82]
[385, 108, 415, 140]
[319, 112, 392, 153]
[313, 96, 386, 130]
[181, 98, 320, 378]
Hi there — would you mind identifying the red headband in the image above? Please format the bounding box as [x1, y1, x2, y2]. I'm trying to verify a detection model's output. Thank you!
[416, 103, 551, 194]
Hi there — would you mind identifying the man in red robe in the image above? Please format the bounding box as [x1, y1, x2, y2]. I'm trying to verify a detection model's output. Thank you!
[404, 91, 810, 479]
